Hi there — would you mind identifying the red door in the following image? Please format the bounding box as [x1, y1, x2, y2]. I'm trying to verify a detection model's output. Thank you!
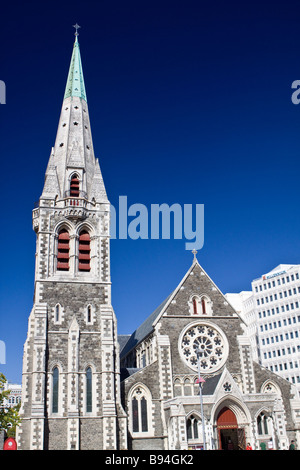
[217, 407, 238, 450]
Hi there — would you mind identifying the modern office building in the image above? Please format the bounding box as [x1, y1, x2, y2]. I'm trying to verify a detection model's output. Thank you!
[227, 264, 300, 396]
[252, 264, 300, 392]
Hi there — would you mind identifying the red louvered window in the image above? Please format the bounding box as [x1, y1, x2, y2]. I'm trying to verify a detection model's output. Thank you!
[78, 230, 91, 272]
[192, 297, 198, 314]
[57, 229, 70, 271]
[70, 174, 80, 197]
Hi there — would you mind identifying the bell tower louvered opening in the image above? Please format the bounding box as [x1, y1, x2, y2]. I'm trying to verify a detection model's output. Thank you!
[70, 174, 80, 197]
[78, 230, 91, 271]
[57, 229, 70, 271]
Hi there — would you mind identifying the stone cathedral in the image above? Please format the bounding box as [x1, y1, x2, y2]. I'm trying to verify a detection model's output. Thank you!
[17, 34, 300, 450]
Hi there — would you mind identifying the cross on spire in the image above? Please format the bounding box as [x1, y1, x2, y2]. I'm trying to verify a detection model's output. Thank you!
[192, 249, 198, 261]
[73, 23, 81, 37]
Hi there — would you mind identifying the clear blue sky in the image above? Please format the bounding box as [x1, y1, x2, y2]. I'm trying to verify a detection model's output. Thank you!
[1, 0, 300, 383]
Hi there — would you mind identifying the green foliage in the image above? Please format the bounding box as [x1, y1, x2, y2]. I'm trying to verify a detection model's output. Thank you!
[0, 373, 21, 437]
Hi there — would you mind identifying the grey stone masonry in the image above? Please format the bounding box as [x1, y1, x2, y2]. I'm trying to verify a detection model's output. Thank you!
[121, 260, 300, 450]
[18, 176, 127, 449]
[17, 41, 127, 448]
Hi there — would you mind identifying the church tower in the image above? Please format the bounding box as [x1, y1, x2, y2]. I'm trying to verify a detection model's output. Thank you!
[17, 30, 127, 450]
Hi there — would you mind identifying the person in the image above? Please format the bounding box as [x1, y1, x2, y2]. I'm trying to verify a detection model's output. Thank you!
[246, 442, 253, 450]
[260, 441, 266, 450]
[227, 439, 234, 450]
[267, 438, 273, 450]
[289, 440, 295, 450]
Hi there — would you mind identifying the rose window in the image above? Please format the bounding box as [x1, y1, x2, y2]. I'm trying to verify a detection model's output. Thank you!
[179, 323, 228, 372]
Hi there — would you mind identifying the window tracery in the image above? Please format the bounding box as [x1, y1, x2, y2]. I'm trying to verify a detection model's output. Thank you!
[179, 322, 228, 372]
[257, 412, 269, 436]
[129, 386, 152, 435]
[187, 415, 200, 440]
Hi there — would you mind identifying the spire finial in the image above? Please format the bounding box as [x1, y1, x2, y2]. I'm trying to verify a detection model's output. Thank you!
[73, 23, 81, 37]
[192, 249, 198, 262]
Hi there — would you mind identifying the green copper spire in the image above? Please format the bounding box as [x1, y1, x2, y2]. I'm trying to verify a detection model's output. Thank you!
[64, 33, 87, 102]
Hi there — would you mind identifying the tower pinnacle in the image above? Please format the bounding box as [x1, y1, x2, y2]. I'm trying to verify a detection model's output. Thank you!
[40, 30, 107, 203]
[64, 28, 86, 101]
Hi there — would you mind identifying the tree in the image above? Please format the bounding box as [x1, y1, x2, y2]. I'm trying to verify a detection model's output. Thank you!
[0, 373, 21, 437]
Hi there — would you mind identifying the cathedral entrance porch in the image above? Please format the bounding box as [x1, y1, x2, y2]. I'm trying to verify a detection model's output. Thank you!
[218, 428, 246, 450]
[216, 407, 246, 450]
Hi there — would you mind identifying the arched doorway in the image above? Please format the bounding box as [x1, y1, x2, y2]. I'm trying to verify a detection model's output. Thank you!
[217, 407, 245, 450]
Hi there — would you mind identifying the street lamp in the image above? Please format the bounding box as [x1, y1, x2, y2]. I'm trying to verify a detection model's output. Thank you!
[195, 347, 207, 450]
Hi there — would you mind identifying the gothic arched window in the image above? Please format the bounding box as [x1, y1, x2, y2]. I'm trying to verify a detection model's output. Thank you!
[192, 297, 198, 314]
[187, 415, 199, 440]
[200, 295, 212, 315]
[70, 174, 80, 197]
[130, 387, 151, 434]
[189, 295, 212, 315]
[86, 367, 92, 413]
[132, 396, 147, 432]
[57, 229, 70, 271]
[52, 367, 59, 413]
[87, 305, 92, 323]
[257, 412, 269, 435]
[132, 397, 139, 432]
[78, 230, 91, 272]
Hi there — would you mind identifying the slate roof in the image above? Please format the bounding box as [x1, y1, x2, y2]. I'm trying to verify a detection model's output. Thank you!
[120, 368, 141, 382]
[120, 292, 173, 358]
[201, 373, 221, 395]
[118, 334, 131, 354]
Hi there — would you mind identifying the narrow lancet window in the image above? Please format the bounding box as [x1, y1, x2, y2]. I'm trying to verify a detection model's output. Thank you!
[55, 304, 60, 322]
[52, 367, 59, 413]
[87, 305, 92, 323]
[132, 397, 139, 432]
[86, 367, 92, 412]
[141, 396, 148, 432]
